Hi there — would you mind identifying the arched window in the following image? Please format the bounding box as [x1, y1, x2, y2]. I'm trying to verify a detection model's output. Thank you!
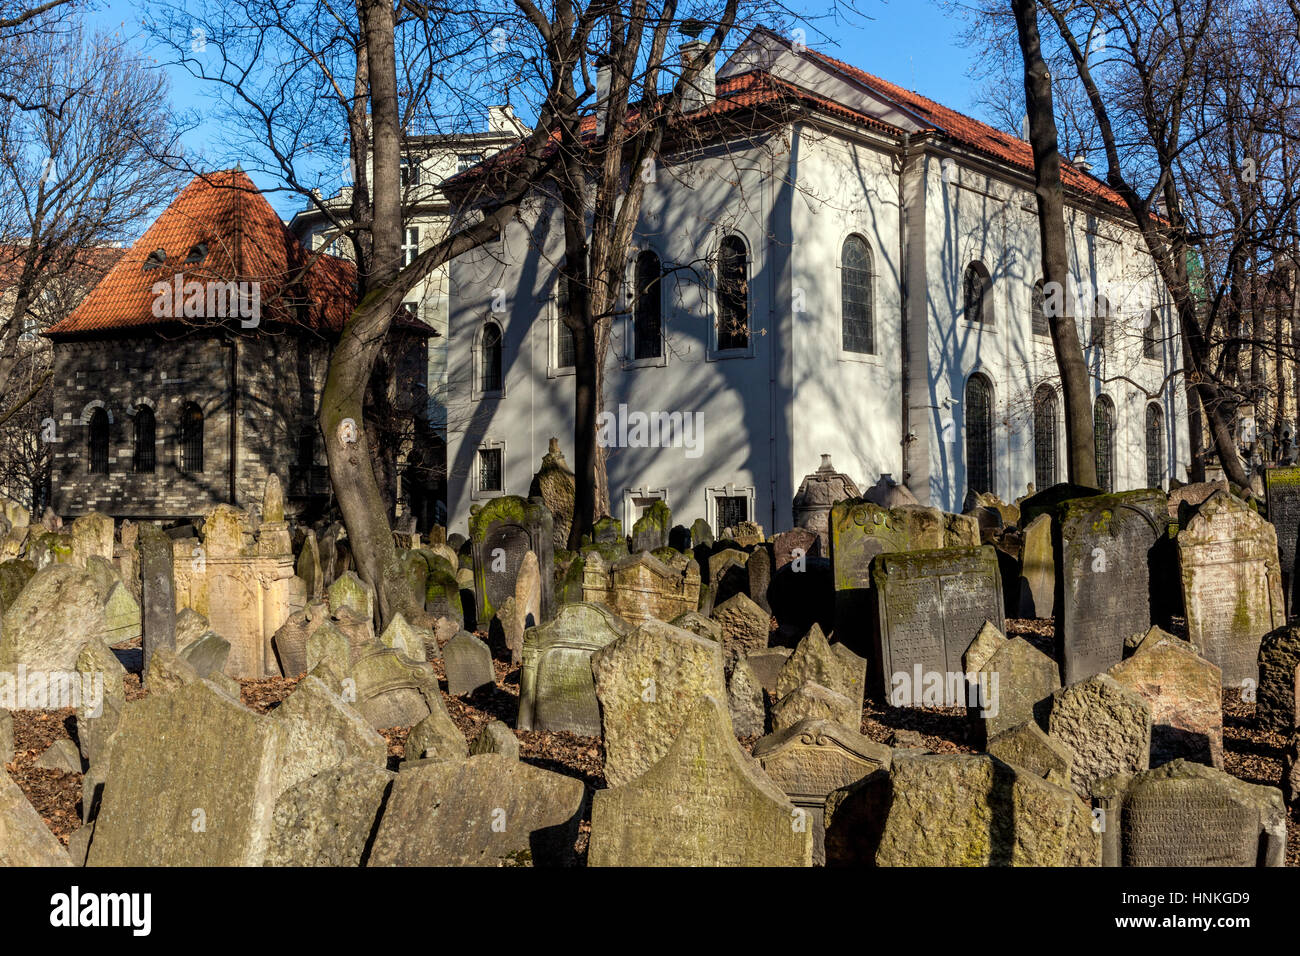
[1031, 279, 1048, 336]
[1143, 310, 1159, 360]
[841, 235, 874, 354]
[965, 373, 995, 495]
[716, 234, 749, 350]
[634, 250, 662, 360]
[480, 322, 503, 392]
[132, 405, 155, 474]
[1033, 384, 1059, 490]
[1094, 395, 1116, 492]
[964, 262, 992, 326]
[87, 407, 109, 475]
[1146, 403, 1165, 489]
[180, 402, 204, 473]
[1092, 293, 1109, 351]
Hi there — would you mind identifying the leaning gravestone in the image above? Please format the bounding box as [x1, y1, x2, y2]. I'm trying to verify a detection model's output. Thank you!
[975, 635, 1060, 741]
[1092, 760, 1286, 866]
[1257, 622, 1300, 733]
[1055, 489, 1167, 685]
[829, 499, 915, 653]
[753, 717, 891, 865]
[1265, 465, 1300, 614]
[0, 563, 107, 673]
[1048, 673, 1152, 797]
[264, 759, 394, 867]
[518, 602, 630, 736]
[271, 676, 387, 793]
[1018, 513, 1054, 618]
[468, 495, 555, 625]
[0, 769, 73, 866]
[588, 696, 812, 866]
[871, 546, 1004, 700]
[368, 754, 585, 866]
[590, 619, 728, 787]
[1178, 491, 1285, 686]
[87, 680, 287, 866]
[442, 632, 495, 697]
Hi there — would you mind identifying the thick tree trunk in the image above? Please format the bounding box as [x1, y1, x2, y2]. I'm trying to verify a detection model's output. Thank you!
[1011, 0, 1098, 488]
[568, 322, 599, 550]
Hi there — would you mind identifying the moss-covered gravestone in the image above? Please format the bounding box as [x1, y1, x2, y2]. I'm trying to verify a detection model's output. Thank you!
[630, 499, 671, 553]
[1264, 465, 1300, 612]
[518, 602, 630, 736]
[468, 495, 554, 625]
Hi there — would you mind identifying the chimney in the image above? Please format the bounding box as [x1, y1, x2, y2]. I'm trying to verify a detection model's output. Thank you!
[595, 56, 612, 137]
[679, 20, 715, 112]
[1072, 152, 1093, 174]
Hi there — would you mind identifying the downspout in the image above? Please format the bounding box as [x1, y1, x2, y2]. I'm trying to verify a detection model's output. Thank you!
[229, 336, 239, 505]
[768, 131, 778, 534]
[898, 131, 912, 485]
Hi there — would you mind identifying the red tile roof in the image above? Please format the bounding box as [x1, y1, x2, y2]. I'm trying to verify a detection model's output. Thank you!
[45, 169, 358, 339]
[0, 244, 125, 291]
[805, 48, 1130, 211]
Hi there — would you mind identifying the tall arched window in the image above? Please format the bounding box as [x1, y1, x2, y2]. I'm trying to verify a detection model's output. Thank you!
[1094, 395, 1116, 492]
[1145, 403, 1165, 489]
[841, 235, 874, 353]
[87, 407, 109, 475]
[1092, 293, 1109, 351]
[965, 373, 995, 495]
[181, 402, 204, 473]
[1033, 384, 1059, 490]
[963, 262, 992, 326]
[1143, 310, 1159, 360]
[716, 234, 749, 350]
[132, 405, 155, 473]
[634, 250, 662, 360]
[480, 322, 503, 392]
[1031, 279, 1048, 336]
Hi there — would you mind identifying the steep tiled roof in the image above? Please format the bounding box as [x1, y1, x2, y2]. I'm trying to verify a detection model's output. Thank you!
[46, 169, 357, 339]
[805, 48, 1130, 210]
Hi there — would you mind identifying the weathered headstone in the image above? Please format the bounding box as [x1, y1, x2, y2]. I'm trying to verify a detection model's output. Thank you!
[1055, 490, 1167, 685]
[443, 631, 495, 697]
[1018, 513, 1054, 617]
[746, 547, 773, 613]
[518, 602, 630, 736]
[469, 720, 519, 759]
[753, 717, 891, 865]
[987, 721, 1073, 779]
[589, 696, 812, 866]
[1092, 760, 1286, 867]
[771, 680, 859, 733]
[271, 676, 387, 793]
[368, 754, 585, 866]
[582, 550, 701, 626]
[794, 454, 861, 551]
[727, 658, 765, 738]
[1265, 465, 1300, 613]
[1048, 673, 1152, 797]
[0, 563, 107, 672]
[469, 495, 555, 624]
[977, 636, 1061, 740]
[0, 770, 73, 866]
[264, 759, 393, 867]
[528, 438, 575, 551]
[872, 546, 1004, 701]
[1178, 491, 1285, 686]
[630, 500, 671, 553]
[776, 624, 866, 706]
[590, 619, 729, 787]
[711, 592, 770, 668]
[1258, 622, 1300, 733]
[773, 528, 820, 570]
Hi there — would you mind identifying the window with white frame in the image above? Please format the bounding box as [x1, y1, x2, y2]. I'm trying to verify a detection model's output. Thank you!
[707, 484, 755, 536]
[478, 445, 503, 493]
[402, 227, 419, 267]
[400, 158, 421, 187]
[554, 277, 575, 370]
[623, 487, 668, 531]
[715, 235, 749, 351]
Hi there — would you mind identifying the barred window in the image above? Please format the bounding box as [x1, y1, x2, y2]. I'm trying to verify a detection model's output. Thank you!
[1146, 403, 1165, 489]
[1033, 384, 1058, 490]
[1031, 279, 1049, 336]
[841, 236, 874, 353]
[716, 495, 748, 532]
[556, 279, 575, 369]
[1143, 311, 1159, 360]
[964, 263, 992, 326]
[478, 447, 503, 492]
[1095, 395, 1116, 493]
[87, 408, 109, 475]
[716, 235, 749, 351]
[180, 402, 204, 472]
[481, 323, 503, 392]
[965, 373, 995, 495]
[133, 405, 155, 474]
[634, 250, 662, 360]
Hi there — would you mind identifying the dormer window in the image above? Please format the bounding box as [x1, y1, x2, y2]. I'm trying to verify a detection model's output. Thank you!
[143, 248, 166, 270]
[184, 242, 207, 265]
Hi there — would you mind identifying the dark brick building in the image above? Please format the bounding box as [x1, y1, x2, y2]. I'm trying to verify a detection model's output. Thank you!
[45, 169, 435, 522]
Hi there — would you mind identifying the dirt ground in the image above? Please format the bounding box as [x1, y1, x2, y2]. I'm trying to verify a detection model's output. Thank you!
[6, 618, 1297, 866]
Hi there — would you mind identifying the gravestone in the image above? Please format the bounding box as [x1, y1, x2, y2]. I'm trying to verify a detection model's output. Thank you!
[443, 631, 495, 697]
[264, 759, 393, 867]
[1018, 513, 1054, 618]
[630, 500, 671, 553]
[773, 528, 820, 570]
[1048, 673, 1152, 797]
[1265, 465, 1300, 613]
[776, 624, 866, 705]
[711, 592, 770, 668]
[771, 680, 859, 733]
[1055, 489, 1167, 685]
[0, 563, 107, 673]
[588, 696, 812, 866]
[582, 550, 700, 625]
[746, 547, 773, 613]
[469, 721, 519, 759]
[271, 676, 387, 793]
[0, 770, 73, 866]
[727, 658, 765, 738]
[871, 546, 1004, 700]
[987, 721, 1073, 780]
[976, 635, 1060, 740]
[1257, 622, 1300, 733]
[794, 454, 861, 551]
[1178, 491, 1285, 686]
[590, 619, 728, 787]
[753, 717, 891, 865]
[528, 437, 575, 551]
[469, 495, 555, 624]
[369, 754, 585, 866]
[139, 523, 176, 677]
[518, 602, 630, 736]
[1092, 760, 1285, 867]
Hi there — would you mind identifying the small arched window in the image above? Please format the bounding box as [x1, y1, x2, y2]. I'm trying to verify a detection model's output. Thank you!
[716, 234, 749, 350]
[481, 322, 503, 392]
[1143, 310, 1159, 360]
[1146, 403, 1165, 489]
[87, 407, 109, 475]
[634, 250, 662, 360]
[964, 262, 992, 326]
[1094, 395, 1116, 492]
[132, 405, 155, 474]
[1031, 279, 1049, 336]
[965, 373, 995, 495]
[841, 235, 874, 354]
[1033, 384, 1059, 490]
[181, 402, 204, 473]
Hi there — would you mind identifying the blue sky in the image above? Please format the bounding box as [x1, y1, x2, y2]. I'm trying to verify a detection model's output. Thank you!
[86, 0, 988, 218]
